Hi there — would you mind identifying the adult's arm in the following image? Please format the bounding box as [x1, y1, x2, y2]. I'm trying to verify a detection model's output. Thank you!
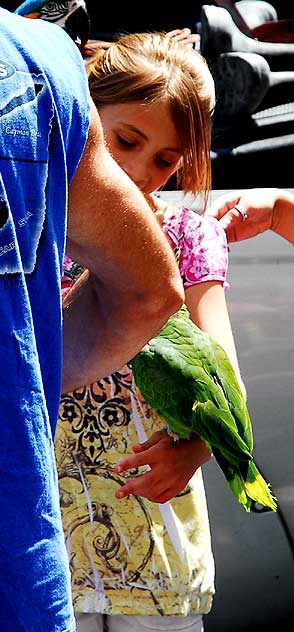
[204, 188, 294, 243]
[62, 101, 184, 392]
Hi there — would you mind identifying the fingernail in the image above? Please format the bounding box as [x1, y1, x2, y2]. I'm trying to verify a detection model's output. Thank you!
[116, 491, 124, 498]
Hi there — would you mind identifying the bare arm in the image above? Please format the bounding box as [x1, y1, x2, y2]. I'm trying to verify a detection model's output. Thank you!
[185, 280, 246, 396]
[63, 102, 184, 391]
[204, 188, 294, 243]
[272, 190, 294, 243]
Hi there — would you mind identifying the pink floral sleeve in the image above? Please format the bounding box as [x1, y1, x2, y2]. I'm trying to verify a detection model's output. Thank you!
[162, 206, 229, 289]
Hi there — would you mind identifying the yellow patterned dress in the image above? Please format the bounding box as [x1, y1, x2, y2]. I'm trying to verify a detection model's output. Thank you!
[55, 207, 229, 616]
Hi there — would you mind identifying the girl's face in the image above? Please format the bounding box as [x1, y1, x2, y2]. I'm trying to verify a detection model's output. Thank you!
[98, 101, 181, 194]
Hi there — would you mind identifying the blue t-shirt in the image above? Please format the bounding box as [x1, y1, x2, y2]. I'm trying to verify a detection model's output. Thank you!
[0, 9, 90, 631]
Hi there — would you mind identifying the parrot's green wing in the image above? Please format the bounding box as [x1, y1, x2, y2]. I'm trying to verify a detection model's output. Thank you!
[212, 343, 253, 452]
[132, 305, 277, 513]
[194, 404, 277, 512]
[132, 308, 254, 464]
[166, 305, 254, 452]
[132, 341, 252, 462]
[132, 343, 194, 439]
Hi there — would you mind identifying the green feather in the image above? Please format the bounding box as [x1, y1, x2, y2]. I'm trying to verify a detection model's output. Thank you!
[132, 305, 277, 513]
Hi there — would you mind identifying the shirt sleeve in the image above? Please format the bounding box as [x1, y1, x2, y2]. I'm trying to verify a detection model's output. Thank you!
[162, 206, 229, 289]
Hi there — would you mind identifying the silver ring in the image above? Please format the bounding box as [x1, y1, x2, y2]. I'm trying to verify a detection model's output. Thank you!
[234, 205, 248, 221]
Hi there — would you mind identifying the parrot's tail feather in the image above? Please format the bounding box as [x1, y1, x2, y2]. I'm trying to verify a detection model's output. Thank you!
[226, 461, 277, 512]
[244, 462, 277, 512]
[226, 476, 252, 512]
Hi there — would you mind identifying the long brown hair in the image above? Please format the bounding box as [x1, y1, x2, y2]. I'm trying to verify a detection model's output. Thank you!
[86, 33, 215, 205]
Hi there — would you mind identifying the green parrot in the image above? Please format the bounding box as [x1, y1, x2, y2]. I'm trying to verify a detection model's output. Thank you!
[131, 304, 277, 513]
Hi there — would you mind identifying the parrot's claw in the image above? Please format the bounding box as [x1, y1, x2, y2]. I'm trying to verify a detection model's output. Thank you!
[163, 425, 180, 443]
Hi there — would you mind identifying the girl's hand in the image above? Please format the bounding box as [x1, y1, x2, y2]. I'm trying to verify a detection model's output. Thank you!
[144, 193, 168, 226]
[114, 429, 212, 504]
[204, 188, 279, 242]
[166, 28, 200, 48]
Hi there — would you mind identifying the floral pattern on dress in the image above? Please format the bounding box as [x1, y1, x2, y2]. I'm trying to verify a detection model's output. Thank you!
[162, 207, 228, 288]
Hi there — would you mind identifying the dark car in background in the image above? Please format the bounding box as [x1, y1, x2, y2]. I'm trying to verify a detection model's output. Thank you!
[160, 190, 294, 631]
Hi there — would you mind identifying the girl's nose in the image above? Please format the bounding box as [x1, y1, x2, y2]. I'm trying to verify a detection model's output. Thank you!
[124, 159, 151, 193]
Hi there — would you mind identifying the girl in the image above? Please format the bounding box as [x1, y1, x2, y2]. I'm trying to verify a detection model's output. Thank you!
[56, 33, 245, 632]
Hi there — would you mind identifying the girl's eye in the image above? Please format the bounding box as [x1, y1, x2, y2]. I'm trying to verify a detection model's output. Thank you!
[157, 156, 173, 168]
[117, 135, 136, 147]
